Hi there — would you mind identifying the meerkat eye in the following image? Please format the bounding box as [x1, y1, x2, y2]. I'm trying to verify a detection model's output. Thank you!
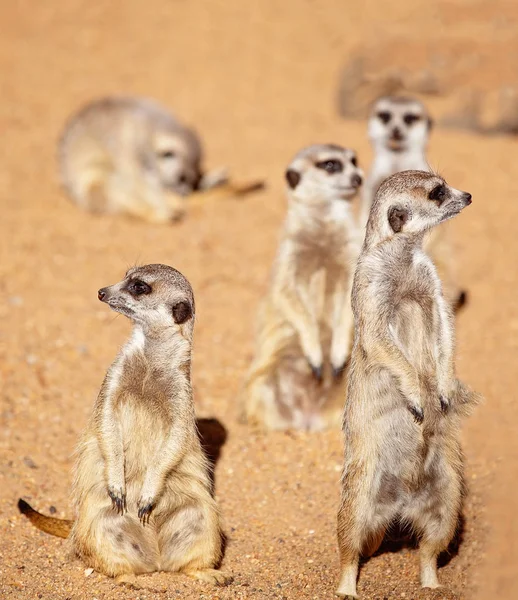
[428, 184, 447, 203]
[377, 111, 391, 124]
[127, 279, 152, 296]
[403, 113, 421, 126]
[351, 156, 358, 167]
[158, 150, 176, 159]
[315, 159, 343, 174]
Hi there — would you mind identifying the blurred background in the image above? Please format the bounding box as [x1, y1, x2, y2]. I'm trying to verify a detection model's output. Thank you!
[1, 1, 517, 598]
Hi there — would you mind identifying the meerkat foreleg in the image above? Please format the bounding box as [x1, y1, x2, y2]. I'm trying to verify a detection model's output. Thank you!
[330, 278, 354, 378]
[434, 295, 456, 412]
[369, 337, 424, 422]
[274, 257, 323, 379]
[136, 419, 191, 522]
[97, 401, 126, 514]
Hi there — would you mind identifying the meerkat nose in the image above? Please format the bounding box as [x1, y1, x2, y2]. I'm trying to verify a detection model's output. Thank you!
[98, 289, 107, 301]
[391, 127, 403, 141]
[351, 173, 363, 188]
[462, 192, 472, 205]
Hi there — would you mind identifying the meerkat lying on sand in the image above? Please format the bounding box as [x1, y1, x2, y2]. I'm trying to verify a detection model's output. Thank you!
[242, 144, 363, 430]
[362, 96, 467, 310]
[18, 264, 231, 587]
[59, 96, 263, 223]
[336, 171, 480, 598]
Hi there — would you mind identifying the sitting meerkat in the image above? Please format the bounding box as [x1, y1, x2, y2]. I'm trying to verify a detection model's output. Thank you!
[336, 171, 479, 598]
[242, 144, 363, 431]
[59, 96, 263, 223]
[18, 264, 231, 586]
[362, 96, 467, 310]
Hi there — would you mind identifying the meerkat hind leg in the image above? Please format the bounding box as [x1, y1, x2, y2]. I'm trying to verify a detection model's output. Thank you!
[184, 568, 233, 586]
[158, 504, 231, 585]
[335, 552, 359, 599]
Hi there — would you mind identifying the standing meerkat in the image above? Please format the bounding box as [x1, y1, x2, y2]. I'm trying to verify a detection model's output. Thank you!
[336, 171, 479, 598]
[362, 96, 467, 310]
[59, 96, 262, 224]
[242, 144, 363, 430]
[18, 264, 231, 586]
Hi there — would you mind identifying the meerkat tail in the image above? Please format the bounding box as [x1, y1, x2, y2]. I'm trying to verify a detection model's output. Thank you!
[189, 180, 266, 206]
[17, 499, 73, 539]
[228, 180, 266, 196]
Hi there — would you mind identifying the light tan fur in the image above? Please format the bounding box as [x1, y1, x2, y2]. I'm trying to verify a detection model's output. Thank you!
[363, 96, 466, 311]
[242, 144, 363, 430]
[59, 96, 260, 224]
[336, 171, 480, 598]
[19, 265, 231, 586]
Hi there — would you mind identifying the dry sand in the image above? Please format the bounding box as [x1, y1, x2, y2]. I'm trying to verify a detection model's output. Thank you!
[1, 1, 517, 598]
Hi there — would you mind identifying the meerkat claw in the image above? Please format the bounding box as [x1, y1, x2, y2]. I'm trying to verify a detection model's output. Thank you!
[137, 501, 154, 524]
[439, 395, 450, 413]
[310, 363, 323, 382]
[332, 363, 347, 379]
[409, 404, 424, 424]
[108, 488, 126, 515]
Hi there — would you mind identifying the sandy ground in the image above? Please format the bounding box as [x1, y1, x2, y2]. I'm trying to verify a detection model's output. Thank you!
[1, 1, 518, 599]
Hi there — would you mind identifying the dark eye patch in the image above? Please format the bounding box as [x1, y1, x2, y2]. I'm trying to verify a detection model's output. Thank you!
[377, 111, 391, 124]
[315, 159, 343, 174]
[172, 301, 192, 324]
[428, 184, 447, 204]
[158, 150, 176, 159]
[351, 156, 358, 167]
[127, 279, 152, 296]
[403, 113, 421, 126]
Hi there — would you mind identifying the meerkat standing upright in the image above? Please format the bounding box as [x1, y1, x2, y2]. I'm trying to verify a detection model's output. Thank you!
[242, 144, 363, 430]
[362, 96, 467, 310]
[336, 171, 479, 598]
[18, 265, 231, 586]
[59, 96, 260, 224]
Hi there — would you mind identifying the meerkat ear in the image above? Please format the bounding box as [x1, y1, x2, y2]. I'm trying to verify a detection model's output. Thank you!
[388, 206, 409, 233]
[285, 169, 301, 189]
[172, 301, 192, 324]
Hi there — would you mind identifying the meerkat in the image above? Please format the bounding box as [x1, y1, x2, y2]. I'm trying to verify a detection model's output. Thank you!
[362, 96, 467, 310]
[336, 171, 479, 598]
[18, 264, 231, 586]
[59, 96, 263, 223]
[242, 144, 363, 431]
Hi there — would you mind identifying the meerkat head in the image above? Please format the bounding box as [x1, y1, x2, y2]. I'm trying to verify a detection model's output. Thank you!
[97, 264, 195, 338]
[368, 96, 432, 155]
[151, 127, 203, 196]
[369, 170, 471, 240]
[284, 144, 363, 206]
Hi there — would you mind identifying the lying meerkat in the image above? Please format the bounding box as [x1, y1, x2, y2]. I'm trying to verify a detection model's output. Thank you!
[362, 96, 467, 311]
[242, 144, 363, 431]
[336, 171, 479, 598]
[59, 96, 263, 223]
[18, 264, 231, 587]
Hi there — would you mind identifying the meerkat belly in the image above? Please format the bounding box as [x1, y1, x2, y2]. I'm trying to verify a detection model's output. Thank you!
[119, 399, 171, 485]
[389, 296, 435, 375]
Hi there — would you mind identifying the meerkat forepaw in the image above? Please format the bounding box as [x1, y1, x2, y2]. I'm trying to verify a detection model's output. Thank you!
[107, 486, 126, 515]
[332, 360, 349, 380]
[408, 404, 424, 424]
[137, 497, 155, 525]
[308, 361, 323, 382]
[439, 395, 450, 413]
